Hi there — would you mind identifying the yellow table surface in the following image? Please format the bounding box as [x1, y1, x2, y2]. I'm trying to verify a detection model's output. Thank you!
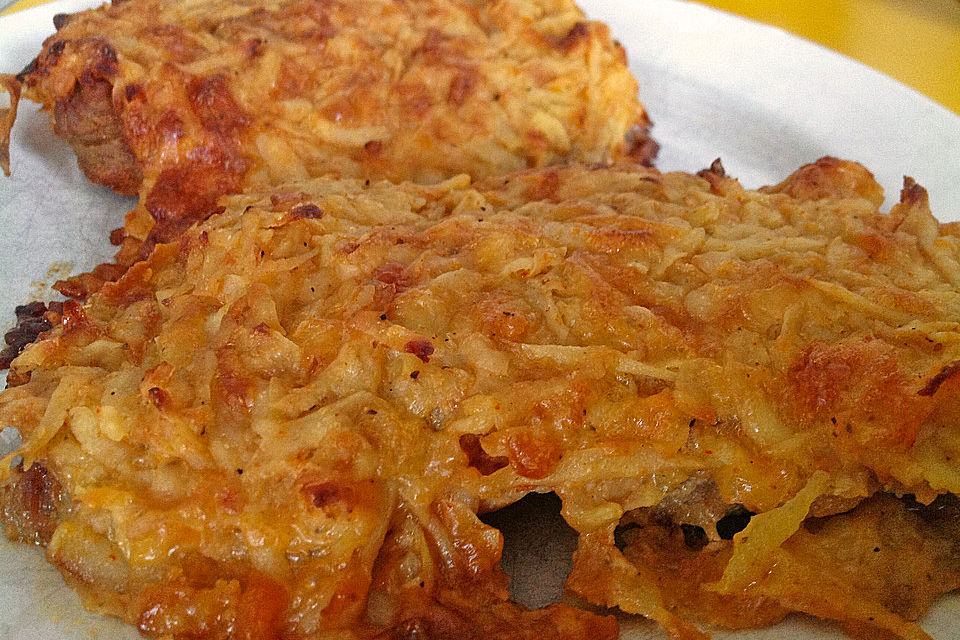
[3, 0, 959, 115]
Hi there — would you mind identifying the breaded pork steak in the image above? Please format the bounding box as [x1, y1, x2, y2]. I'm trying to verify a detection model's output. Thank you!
[2, 159, 959, 640]
[10, 0, 654, 244]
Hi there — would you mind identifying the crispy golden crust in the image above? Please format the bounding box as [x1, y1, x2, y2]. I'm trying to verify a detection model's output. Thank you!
[17, 0, 653, 250]
[2, 161, 960, 639]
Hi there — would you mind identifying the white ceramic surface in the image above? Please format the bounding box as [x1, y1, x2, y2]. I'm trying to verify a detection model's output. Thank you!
[1, 0, 958, 637]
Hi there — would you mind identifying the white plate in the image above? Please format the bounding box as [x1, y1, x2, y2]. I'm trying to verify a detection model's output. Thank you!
[1, 0, 959, 638]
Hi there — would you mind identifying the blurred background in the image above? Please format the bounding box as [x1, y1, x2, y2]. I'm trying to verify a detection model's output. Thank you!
[696, 0, 959, 114]
[3, 0, 959, 114]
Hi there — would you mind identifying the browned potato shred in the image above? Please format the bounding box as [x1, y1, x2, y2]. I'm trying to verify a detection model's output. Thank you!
[0, 74, 20, 177]
[1, 160, 959, 639]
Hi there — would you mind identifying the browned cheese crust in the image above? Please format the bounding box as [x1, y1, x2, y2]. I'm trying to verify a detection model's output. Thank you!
[2, 159, 959, 640]
[10, 0, 654, 296]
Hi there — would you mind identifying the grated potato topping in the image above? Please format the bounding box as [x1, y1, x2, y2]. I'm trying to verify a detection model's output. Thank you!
[13, 0, 653, 254]
[1, 160, 959, 639]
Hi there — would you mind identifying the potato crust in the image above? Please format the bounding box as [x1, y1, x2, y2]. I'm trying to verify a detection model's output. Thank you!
[13, 0, 654, 292]
[2, 160, 959, 639]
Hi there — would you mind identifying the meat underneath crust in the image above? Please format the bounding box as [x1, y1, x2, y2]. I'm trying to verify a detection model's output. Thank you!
[52, 75, 141, 195]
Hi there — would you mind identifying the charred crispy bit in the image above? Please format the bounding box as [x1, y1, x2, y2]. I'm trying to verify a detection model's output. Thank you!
[290, 203, 322, 220]
[11, 0, 656, 293]
[52, 12, 72, 30]
[696, 157, 726, 193]
[459, 434, 509, 477]
[624, 118, 659, 166]
[51, 205, 156, 299]
[1, 463, 68, 545]
[403, 339, 434, 363]
[700, 157, 726, 178]
[0, 301, 61, 370]
[919, 360, 960, 397]
[2, 162, 960, 640]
